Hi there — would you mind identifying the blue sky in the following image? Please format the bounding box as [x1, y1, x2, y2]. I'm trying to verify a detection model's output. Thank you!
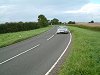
[91, 0, 100, 3]
[0, 0, 100, 23]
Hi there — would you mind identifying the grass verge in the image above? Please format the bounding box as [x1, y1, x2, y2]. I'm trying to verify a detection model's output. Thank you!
[58, 26, 100, 75]
[0, 26, 52, 48]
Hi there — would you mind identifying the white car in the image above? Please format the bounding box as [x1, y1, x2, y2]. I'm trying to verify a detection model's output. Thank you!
[56, 26, 69, 34]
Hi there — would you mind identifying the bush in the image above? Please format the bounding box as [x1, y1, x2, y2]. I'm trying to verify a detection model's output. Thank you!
[0, 22, 42, 34]
[0, 14, 50, 34]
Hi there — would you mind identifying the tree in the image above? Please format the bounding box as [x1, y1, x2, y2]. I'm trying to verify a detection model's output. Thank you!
[38, 14, 48, 27]
[51, 18, 59, 25]
[89, 20, 94, 23]
[68, 21, 75, 24]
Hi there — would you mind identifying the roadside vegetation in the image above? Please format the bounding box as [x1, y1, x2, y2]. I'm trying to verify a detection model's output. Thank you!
[58, 25, 100, 75]
[0, 26, 52, 48]
[0, 14, 62, 48]
[0, 15, 49, 34]
[0, 15, 61, 34]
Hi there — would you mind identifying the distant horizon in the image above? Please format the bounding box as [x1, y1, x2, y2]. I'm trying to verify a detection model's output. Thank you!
[0, 21, 100, 24]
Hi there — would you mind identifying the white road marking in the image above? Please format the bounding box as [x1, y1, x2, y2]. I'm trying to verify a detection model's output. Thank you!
[45, 32, 72, 75]
[0, 44, 40, 65]
[47, 35, 55, 41]
[47, 32, 57, 41]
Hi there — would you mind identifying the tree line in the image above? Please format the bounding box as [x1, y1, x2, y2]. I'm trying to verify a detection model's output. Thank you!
[0, 14, 61, 34]
[1, 14, 88, 34]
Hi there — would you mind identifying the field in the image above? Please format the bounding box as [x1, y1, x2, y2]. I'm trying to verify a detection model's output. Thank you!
[58, 25, 100, 75]
[0, 26, 52, 48]
[77, 22, 100, 27]
[68, 23, 100, 31]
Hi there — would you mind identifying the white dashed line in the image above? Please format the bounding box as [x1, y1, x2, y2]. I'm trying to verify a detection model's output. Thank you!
[0, 44, 40, 65]
[47, 32, 57, 41]
[47, 35, 55, 41]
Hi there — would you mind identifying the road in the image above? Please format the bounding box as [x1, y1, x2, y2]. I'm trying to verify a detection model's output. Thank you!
[0, 26, 71, 75]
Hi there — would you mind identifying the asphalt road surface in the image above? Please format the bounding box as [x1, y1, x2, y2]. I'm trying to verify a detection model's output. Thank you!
[0, 26, 71, 75]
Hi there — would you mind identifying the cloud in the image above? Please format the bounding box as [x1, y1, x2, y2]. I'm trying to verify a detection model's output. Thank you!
[1, 0, 100, 23]
[64, 3, 100, 15]
[0, 0, 89, 5]
[0, 5, 14, 14]
[63, 3, 100, 22]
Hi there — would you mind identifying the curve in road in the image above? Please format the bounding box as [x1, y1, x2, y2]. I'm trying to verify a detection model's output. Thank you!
[0, 26, 72, 75]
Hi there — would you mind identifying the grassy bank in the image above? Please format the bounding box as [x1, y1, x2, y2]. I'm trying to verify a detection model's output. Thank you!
[58, 26, 100, 75]
[0, 26, 52, 48]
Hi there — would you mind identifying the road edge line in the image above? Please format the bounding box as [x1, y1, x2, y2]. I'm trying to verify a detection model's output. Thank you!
[45, 32, 72, 75]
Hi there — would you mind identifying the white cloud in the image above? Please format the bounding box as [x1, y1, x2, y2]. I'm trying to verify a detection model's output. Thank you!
[64, 3, 100, 15]
[0, 5, 10, 14]
[0, 5, 15, 15]
[0, 0, 100, 22]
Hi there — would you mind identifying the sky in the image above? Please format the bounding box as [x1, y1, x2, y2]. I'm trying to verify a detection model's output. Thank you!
[0, 0, 100, 23]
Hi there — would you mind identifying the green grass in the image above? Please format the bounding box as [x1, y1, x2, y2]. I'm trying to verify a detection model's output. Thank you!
[0, 26, 52, 48]
[58, 26, 100, 75]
